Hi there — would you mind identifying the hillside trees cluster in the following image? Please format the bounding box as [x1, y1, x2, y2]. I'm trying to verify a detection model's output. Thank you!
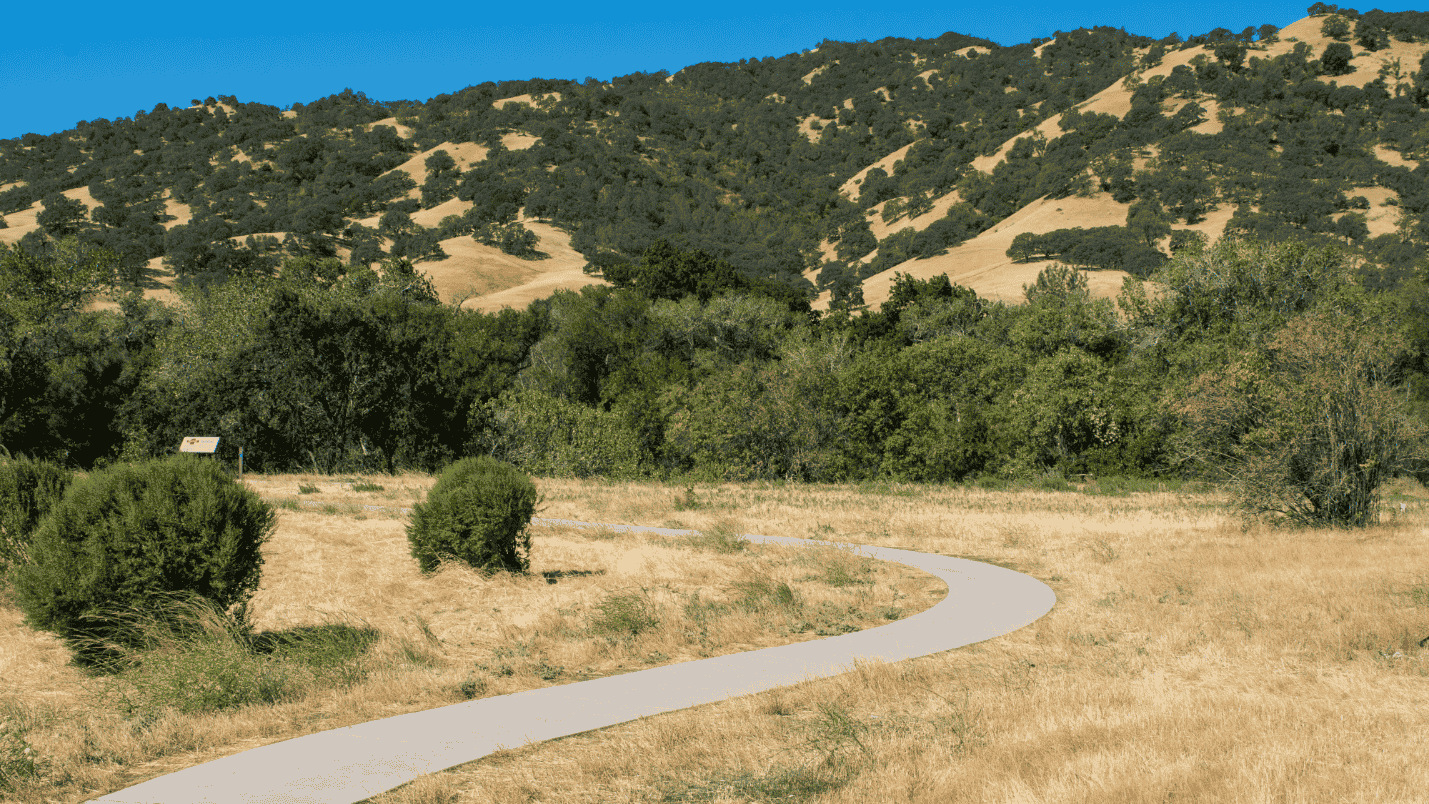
[6, 17, 1429, 295]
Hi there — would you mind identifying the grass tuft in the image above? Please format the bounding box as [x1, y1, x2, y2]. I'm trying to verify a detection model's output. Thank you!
[682, 520, 748, 553]
[587, 589, 662, 640]
[0, 717, 38, 795]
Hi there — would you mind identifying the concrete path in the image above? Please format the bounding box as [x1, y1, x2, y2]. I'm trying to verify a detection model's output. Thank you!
[90, 519, 1056, 804]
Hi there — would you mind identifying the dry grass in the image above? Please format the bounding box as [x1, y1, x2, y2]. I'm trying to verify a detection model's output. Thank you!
[5, 475, 1429, 802]
[0, 473, 938, 802]
[353, 476, 1429, 803]
[857, 192, 1136, 309]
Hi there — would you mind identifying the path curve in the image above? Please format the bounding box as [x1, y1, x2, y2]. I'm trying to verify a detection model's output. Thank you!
[90, 518, 1056, 803]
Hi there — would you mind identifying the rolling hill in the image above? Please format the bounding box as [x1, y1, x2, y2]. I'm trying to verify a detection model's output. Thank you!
[5, 10, 1428, 313]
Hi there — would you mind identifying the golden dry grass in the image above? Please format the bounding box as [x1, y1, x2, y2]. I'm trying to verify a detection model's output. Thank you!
[841, 143, 916, 200]
[379, 142, 495, 201]
[492, 93, 563, 109]
[359, 477, 1429, 804]
[364, 118, 416, 139]
[857, 193, 1136, 309]
[6, 474, 1428, 802]
[1271, 16, 1429, 94]
[1375, 143, 1420, 170]
[159, 191, 192, 230]
[0, 187, 95, 246]
[0, 473, 936, 803]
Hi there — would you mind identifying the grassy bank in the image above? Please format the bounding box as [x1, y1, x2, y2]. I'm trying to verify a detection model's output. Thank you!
[3, 475, 1428, 802]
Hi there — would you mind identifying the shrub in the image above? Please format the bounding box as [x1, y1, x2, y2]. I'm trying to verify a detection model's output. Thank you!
[406, 457, 537, 574]
[1174, 312, 1428, 527]
[588, 589, 661, 639]
[472, 388, 644, 478]
[10, 455, 274, 669]
[0, 456, 73, 581]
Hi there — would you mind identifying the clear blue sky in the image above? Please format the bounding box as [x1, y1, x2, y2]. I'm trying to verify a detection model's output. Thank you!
[0, 0, 1353, 141]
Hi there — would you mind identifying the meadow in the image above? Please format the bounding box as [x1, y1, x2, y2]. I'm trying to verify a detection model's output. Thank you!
[2, 474, 1428, 803]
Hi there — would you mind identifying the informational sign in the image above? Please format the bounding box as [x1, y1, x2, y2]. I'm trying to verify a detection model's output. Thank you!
[179, 436, 220, 454]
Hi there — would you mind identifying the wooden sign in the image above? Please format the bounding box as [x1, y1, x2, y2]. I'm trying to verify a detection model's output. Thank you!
[179, 436, 220, 454]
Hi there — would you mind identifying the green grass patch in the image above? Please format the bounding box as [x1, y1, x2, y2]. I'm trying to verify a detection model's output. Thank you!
[587, 589, 661, 640]
[683, 521, 748, 554]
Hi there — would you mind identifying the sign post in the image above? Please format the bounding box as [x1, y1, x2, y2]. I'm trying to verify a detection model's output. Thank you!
[179, 437, 220, 454]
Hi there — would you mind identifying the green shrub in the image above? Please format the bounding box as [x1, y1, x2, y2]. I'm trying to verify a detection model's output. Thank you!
[588, 590, 661, 639]
[10, 455, 275, 669]
[406, 457, 537, 574]
[0, 456, 73, 580]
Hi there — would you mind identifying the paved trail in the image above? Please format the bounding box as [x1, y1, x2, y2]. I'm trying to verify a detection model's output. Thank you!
[90, 518, 1056, 804]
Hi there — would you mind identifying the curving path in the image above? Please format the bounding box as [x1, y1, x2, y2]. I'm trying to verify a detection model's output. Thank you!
[90, 518, 1056, 804]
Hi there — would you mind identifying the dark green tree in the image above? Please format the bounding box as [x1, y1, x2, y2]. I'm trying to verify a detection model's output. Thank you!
[1321, 15, 1351, 40]
[37, 195, 89, 238]
[1321, 42, 1355, 75]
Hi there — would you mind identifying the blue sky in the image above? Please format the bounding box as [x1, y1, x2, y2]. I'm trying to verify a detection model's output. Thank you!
[0, 1, 1366, 141]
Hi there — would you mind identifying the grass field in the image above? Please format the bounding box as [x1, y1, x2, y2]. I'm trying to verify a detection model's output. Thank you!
[3, 474, 1428, 803]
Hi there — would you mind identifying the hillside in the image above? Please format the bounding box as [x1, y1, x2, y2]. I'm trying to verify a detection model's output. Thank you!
[5, 12, 1429, 313]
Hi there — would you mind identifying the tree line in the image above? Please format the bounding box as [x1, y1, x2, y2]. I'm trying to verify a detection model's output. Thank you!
[4, 233, 1427, 516]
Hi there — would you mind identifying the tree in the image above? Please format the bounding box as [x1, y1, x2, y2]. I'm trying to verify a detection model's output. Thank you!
[421, 150, 459, 209]
[1214, 41, 1247, 71]
[36, 194, 89, 238]
[1127, 199, 1172, 246]
[1174, 311, 1427, 527]
[1321, 42, 1355, 76]
[474, 221, 543, 259]
[1147, 237, 1356, 343]
[1321, 15, 1351, 40]
[0, 238, 118, 327]
[378, 208, 416, 238]
[1168, 229, 1208, 255]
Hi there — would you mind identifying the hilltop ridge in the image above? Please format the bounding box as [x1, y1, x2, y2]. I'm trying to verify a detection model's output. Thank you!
[3, 11, 1429, 311]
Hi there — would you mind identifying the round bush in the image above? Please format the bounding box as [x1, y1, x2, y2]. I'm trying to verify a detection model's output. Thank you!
[0, 455, 73, 578]
[10, 455, 275, 668]
[407, 457, 537, 575]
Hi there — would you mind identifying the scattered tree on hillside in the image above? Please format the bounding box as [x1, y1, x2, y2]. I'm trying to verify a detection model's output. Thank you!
[1321, 15, 1352, 40]
[37, 195, 89, 238]
[421, 150, 459, 209]
[1214, 41, 1247, 71]
[1321, 42, 1355, 75]
[474, 221, 543, 259]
